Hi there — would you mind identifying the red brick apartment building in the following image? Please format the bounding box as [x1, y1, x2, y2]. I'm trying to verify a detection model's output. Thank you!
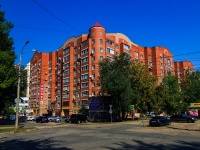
[29, 22, 194, 116]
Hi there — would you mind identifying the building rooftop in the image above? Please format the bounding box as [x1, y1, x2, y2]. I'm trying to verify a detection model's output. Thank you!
[92, 22, 103, 27]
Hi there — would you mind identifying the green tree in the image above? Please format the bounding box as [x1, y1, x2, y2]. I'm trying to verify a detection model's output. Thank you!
[78, 105, 88, 115]
[155, 72, 182, 115]
[99, 53, 134, 119]
[0, 11, 17, 112]
[181, 70, 200, 104]
[130, 62, 157, 112]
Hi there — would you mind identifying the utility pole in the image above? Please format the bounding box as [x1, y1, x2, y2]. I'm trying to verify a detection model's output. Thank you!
[15, 40, 30, 129]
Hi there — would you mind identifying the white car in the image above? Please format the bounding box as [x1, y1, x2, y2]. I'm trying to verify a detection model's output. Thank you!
[27, 116, 32, 121]
[27, 116, 36, 121]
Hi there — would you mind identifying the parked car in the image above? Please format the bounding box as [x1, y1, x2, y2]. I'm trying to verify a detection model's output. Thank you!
[146, 112, 156, 118]
[70, 114, 89, 124]
[9, 115, 16, 121]
[32, 116, 37, 121]
[36, 116, 49, 123]
[48, 116, 56, 122]
[55, 116, 70, 123]
[27, 116, 36, 121]
[170, 114, 197, 123]
[149, 116, 171, 126]
[19, 116, 27, 122]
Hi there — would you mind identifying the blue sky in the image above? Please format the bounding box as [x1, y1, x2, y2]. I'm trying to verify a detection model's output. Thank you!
[1, 0, 200, 70]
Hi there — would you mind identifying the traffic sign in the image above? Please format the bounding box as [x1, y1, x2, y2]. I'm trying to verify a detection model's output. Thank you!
[14, 98, 21, 103]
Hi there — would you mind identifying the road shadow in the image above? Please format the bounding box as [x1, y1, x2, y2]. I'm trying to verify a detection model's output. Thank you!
[102, 139, 200, 150]
[0, 137, 72, 150]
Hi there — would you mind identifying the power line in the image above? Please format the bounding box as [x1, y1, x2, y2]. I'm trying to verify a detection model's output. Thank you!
[32, 0, 82, 33]
[15, 25, 80, 33]
[173, 52, 200, 57]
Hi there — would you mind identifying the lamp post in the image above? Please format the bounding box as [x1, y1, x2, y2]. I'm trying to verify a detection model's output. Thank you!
[15, 40, 30, 129]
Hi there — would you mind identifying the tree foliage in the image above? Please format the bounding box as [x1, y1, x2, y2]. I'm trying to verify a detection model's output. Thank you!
[181, 70, 200, 104]
[99, 53, 133, 119]
[99, 53, 157, 119]
[0, 11, 17, 110]
[154, 72, 181, 115]
[78, 105, 88, 115]
[130, 62, 157, 112]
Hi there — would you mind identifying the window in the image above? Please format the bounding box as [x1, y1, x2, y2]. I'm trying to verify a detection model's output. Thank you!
[148, 55, 152, 60]
[100, 56, 103, 60]
[124, 44, 130, 50]
[92, 56, 95, 61]
[64, 48, 69, 54]
[82, 100, 88, 105]
[63, 78, 69, 83]
[134, 52, 138, 57]
[92, 82, 95, 87]
[92, 91, 95, 96]
[82, 82, 88, 88]
[81, 74, 88, 80]
[82, 40, 88, 47]
[82, 65, 88, 71]
[148, 62, 152, 66]
[74, 55, 77, 61]
[82, 57, 88, 63]
[116, 52, 119, 56]
[81, 48, 88, 55]
[82, 91, 88, 96]
[100, 39, 103, 44]
[92, 48, 95, 54]
[92, 65, 95, 70]
[63, 101, 69, 106]
[116, 44, 119, 49]
[63, 70, 69, 76]
[63, 86, 69, 91]
[100, 47, 103, 52]
[64, 55, 70, 61]
[106, 39, 114, 46]
[63, 63, 70, 69]
[92, 39, 95, 44]
[107, 48, 114, 54]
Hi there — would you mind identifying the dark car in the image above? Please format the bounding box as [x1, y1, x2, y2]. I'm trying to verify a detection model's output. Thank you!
[70, 114, 88, 124]
[36, 116, 49, 123]
[170, 114, 197, 123]
[19, 116, 27, 122]
[149, 116, 171, 126]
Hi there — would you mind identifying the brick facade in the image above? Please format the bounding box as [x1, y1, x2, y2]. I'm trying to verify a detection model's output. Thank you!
[29, 22, 194, 116]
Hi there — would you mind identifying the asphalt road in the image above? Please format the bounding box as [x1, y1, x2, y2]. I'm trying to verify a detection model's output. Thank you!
[0, 121, 200, 150]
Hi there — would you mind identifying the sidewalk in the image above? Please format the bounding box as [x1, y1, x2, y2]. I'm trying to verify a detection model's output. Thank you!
[169, 120, 200, 131]
[129, 119, 200, 131]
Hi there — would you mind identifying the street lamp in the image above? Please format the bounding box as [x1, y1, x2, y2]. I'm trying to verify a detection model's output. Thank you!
[15, 40, 30, 129]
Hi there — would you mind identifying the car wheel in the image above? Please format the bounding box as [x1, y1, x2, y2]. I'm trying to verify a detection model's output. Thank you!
[77, 120, 81, 124]
[187, 119, 190, 123]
